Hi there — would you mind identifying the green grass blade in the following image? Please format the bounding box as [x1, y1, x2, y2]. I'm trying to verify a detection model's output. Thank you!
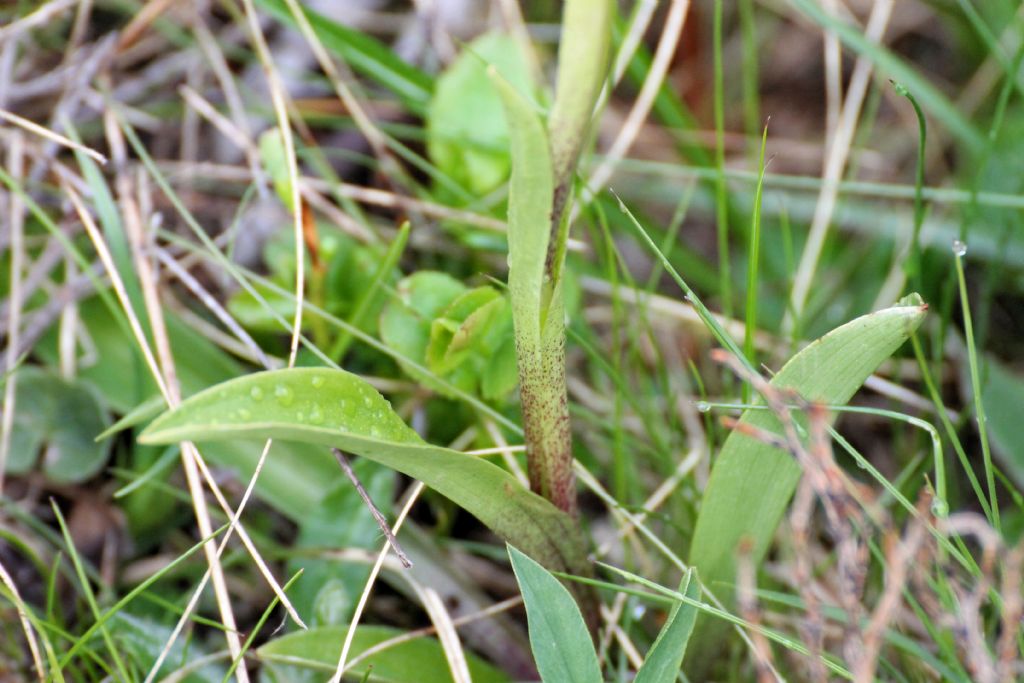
[954, 246, 1000, 531]
[634, 568, 700, 683]
[742, 124, 769, 403]
[689, 296, 927, 603]
[138, 369, 593, 595]
[508, 544, 601, 683]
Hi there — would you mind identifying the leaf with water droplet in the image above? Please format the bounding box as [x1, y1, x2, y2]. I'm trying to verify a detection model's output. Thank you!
[952, 239, 968, 257]
[138, 368, 593, 605]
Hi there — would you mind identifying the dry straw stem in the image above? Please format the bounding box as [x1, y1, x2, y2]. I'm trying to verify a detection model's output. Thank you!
[584, 0, 690, 201]
[330, 481, 425, 683]
[0, 134, 25, 495]
[0, 537, 46, 681]
[786, 0, 895, 333]
[65, 182, 248, 678]
[0, 109, 107, 164]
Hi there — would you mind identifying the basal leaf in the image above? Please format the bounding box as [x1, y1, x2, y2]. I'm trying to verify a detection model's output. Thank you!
[138, 369, 593, 596]
[10, 367, 111, 483]
[689, 297, 926, 621]
[427, 32, 533, 196]
[508, 544, 601, 683]
[634, 569, 700, 683]
[258, 625, 508, 683]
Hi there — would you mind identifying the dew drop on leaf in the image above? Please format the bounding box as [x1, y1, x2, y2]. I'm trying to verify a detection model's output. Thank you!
[274, 384, 294, 406]
[309, 406, 324, 424]
[237, 408, 251, 420]
[249, 387, 264, 402]
[311, 375, 325, 388]
[696, 401, 711, 413]
[952, 239, 967, 257]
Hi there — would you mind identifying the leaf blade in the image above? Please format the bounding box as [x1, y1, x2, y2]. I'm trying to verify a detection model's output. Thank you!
[489, 68, 554, 353]
[138, 369, 591, 587]
[689, 298, 927, 594]
[508, 544, 601, 683]
[634, 569, 700, 683]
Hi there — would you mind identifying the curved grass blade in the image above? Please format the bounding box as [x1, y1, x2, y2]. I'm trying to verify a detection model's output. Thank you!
[508, 544, 601, 683]
[138, 369, 593, 600]
[689, 296, 927, 596]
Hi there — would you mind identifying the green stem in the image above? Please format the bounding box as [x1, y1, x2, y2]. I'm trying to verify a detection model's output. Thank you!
[954, 250, 1000, 532]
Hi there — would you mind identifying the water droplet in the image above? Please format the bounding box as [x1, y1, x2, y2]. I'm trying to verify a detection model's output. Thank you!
[237, 408, 251, 420]
[696, 401, 711, 413]
[363, 396, 373, 408]
[632, 605, 647, 620]
[311, 375, 325, 388]
[309, 406, 324, 424]
[249, 387, 264, 402]
[931, 499, 949, 518]
[370, 426, 382, 438]
[856, 459, 867, 469]
[296, 411, 305, 421]
[274, 384, 294, 406]
[952, 239, 968, 257]
[337, 423, 349, 433]
[339, 399, 348, 410]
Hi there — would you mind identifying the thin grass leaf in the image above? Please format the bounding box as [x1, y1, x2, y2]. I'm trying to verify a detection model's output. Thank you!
[138, 369, 594, 599]
[689, 295, 927, 606]
[634, 568, 700, 683]
[507, 544, 601, 683]
[254, 0, 432, 111]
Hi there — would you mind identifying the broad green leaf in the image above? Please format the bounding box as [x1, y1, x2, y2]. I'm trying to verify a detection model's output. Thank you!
[490, 69, 554, 354]
[258, 625, 508, 683]
[255, 0, 433, 112]
[111, 612, 224, 683]
[548, 0, 614, 193]
[634, 569, 700, 683]
[381, 273, 516, 400]
[427, 287, 509, 375]
[37, 297, 343, 524]
[689, 296, 927, 603]
[290, 460, 395, 624]
[508, 544, 601, 683]
[427, 32, 534, 196]
[380, 271, 469, 395]
[138, 369, 594, 596]
[9, 367, 111, 483]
